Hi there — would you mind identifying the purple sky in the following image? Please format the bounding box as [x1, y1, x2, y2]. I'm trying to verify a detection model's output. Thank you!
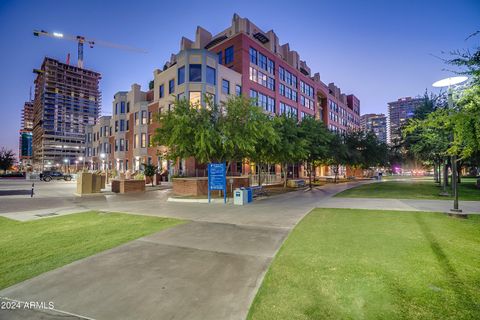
[0, 0, 479, 155]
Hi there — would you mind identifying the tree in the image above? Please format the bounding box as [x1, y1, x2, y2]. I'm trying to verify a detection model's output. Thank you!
[151, 96, 273, 175]
[325, 134, 348, 183]
[0, 148, 15, 174]
[143, 163, 158, 186]
[299, 117, 331, 189]
[149, 80, 154, 90]
[270, 115, 306, 188]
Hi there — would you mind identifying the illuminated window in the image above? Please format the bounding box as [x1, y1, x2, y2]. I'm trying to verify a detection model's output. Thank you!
[189, 91, 201, 107]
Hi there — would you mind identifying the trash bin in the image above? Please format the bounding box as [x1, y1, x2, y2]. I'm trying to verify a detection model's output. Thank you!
[234, 188, 247, 205]
[246, 188, 253, 203]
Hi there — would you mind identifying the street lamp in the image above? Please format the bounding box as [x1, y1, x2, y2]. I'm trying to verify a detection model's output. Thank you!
[63, 158, 69, 173]
[432, 76, 468, 213]
[78, 156, 85, 171]
[100, 153, 107, 184]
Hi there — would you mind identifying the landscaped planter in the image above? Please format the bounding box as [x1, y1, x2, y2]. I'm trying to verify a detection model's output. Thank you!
[111, 179, 146, 193]
[173, 176, 250, 196]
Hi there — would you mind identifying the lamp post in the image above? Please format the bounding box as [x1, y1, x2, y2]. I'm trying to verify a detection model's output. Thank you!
[100, 153, 107, 184]
[78, 156, 85, 171]
[63, 158, 69, 173]
[432, 76, 468, 214]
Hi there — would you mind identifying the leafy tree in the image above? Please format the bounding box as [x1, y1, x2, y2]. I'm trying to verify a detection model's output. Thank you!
[325, 134, 348, 183]
[149, 80, 154, 90]
[0, 148, 15, 174]
[299, 117, 331, 189]
[143, 163, 158, 186]
[270, 115, 306, 188]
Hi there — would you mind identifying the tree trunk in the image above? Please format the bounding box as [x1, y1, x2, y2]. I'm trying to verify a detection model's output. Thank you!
[433, 162, 438, 183]
[443, 159, 448, 190]
[283, 163, 288, 188]
[334, 164, 339, 183]
[308, 162, 312, 190]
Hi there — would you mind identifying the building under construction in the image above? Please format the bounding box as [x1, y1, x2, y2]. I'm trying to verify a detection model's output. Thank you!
[32, 57, 101, 170]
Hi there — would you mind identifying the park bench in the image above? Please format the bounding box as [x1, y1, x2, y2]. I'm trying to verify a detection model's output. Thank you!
[250, 185, 266, 197]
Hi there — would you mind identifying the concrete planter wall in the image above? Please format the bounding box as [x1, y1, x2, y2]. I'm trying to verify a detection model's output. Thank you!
[173, 176, 250, 196]
[111, 180, 146, 193]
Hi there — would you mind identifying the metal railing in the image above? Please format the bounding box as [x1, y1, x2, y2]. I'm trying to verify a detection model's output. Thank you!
[250, 174, 283, 186]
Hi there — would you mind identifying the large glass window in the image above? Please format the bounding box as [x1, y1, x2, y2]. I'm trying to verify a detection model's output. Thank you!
[141, 110, 147, 125]
[120, 101, 125, 113]
[159, 84, 164, 98]
[120, 120, 125, 131]
[235, 85, 242, 96]
[267, 59, 275, 75]
[206, 66, 216, 85]
[189, 91, 201, 107]
[217, 51, 222, 64]
[222, 79, 230, 95]
[225, 46, 234, 64]
[178, 66, 185, 84]
[141, 133, 147, 148]
[169, 79, 175, 94]
[189, 64, 202, 82]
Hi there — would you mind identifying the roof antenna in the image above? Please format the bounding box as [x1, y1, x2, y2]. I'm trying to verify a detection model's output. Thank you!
[66, 53, 70, 65]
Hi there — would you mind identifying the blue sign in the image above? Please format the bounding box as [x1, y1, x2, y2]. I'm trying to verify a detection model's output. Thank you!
[208, 163, 227, 204]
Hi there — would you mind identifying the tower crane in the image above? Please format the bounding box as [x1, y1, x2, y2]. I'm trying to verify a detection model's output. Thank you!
[33, 29, 147, 69]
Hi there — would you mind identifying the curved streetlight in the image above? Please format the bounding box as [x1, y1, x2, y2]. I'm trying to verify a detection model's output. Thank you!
[432, 76, 468, 214]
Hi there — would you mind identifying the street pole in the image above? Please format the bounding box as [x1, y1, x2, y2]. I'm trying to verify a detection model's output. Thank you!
[447, 87, 461, 213]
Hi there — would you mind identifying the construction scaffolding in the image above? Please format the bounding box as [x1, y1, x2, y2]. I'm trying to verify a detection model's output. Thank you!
[32, 57, 101, 170]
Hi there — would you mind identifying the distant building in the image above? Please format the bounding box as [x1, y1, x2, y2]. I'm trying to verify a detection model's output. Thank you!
[19, 101, 34, 167]
[361, 113, 387, 143]
[32, 57, 101, 170]
[387, 97, 424, 144]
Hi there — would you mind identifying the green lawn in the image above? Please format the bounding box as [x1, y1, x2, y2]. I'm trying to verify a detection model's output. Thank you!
[0, 211, 183, 290]
[335, 178, 480, 200]
[248, 208, 480, 320]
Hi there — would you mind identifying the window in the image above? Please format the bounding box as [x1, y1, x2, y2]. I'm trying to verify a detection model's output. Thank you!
[159, 84, 164, 98]
[267, 77, 275, 91]
[120, 101, 125, 113]
[134, 112, 139, 125]
[120, 120, 125, 131]
[141, 133, 147, 148]
[189, 64, 202, 82]
[279, 67, 284, 81]
[125, 139, 129, 151]
[249, 47, 257, 64]
[177, 92, 185, 100]
[120, 139, 125, 151]
[280, 102, 298, 117]
[126, 102, 130, 113]
[206, 66, 216, 85]
[189, 91, 201, 107]
[259, 53, 267, 70]
[217, 51, 222, 64]
[222, 79, 230, 94]
[169, 79, 175, 94]
[115, 139, 118, 152]
[235, 85, 242, 96]
[148, 111, 152, 124]
[115, 103, 118, 115]
[141, 110, 147, 124]
[115, 120, 118, 132]
[134, 134, 138, 148]
[126, 120, 129, 131]
[267, 59, 275, 75]
[225, 46, 234, 64]
[178, 66, 185, 84]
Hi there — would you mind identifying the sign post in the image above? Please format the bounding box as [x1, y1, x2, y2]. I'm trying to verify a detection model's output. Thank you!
[208, 163, 227, 204]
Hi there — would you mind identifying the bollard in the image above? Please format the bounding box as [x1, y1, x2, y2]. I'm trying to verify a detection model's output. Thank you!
[31, 183, 34, 198]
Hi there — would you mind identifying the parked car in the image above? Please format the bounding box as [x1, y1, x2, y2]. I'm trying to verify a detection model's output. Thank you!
[39, 171, 72, 182]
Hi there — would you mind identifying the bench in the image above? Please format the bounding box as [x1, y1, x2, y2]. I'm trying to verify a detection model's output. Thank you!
[287, 179, 306, 188]
[250, 185, 266, 197]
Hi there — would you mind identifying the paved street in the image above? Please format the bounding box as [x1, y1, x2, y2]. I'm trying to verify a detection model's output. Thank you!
[0, 179, 479, 320]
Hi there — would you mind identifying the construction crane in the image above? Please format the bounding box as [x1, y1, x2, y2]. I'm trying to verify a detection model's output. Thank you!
[33, 29, 147, 69]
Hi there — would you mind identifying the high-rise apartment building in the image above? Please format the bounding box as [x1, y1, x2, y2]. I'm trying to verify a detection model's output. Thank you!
[19, 101, 34, 167]
[387, 97, 424, 144]
[361, 113, 387, 143]
[85, 14, 361, 177]
[32, 57, 101, 170]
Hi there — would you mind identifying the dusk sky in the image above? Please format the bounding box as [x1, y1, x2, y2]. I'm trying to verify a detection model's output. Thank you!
[0, 0, 478, 154]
